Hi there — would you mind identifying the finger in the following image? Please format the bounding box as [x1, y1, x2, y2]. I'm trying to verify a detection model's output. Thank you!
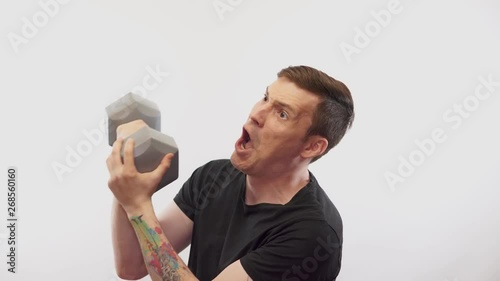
[109, 138, 125, 168]
[105, 155, 113, 173]
[123, 138, 137, 173]
[150, 153, 174, 179]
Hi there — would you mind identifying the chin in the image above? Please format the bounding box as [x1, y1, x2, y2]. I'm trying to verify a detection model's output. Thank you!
[230, 153, 250, 174]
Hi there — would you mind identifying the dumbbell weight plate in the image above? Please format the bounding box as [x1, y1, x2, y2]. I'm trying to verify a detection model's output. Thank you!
[106, 92, 161, 146]
[120, 126, 179, 191]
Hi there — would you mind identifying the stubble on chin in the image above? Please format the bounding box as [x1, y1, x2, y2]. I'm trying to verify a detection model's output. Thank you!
[230, 153, 250, 174]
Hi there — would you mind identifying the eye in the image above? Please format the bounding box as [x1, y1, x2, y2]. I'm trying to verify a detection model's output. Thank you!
[279, 110, 289, 120]
[263, 93, 269, 102]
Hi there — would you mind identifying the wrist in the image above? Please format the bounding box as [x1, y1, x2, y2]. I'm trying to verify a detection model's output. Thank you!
[123, 200, 154, 218]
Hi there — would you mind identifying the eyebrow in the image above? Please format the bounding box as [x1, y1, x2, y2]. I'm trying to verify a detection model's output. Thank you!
[265, 87, 297, 116]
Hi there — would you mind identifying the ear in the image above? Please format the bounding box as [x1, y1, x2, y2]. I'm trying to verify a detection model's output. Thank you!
[301, 135, 328, 160]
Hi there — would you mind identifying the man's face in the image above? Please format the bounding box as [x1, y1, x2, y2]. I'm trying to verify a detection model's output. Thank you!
[230, 77, 321, 176]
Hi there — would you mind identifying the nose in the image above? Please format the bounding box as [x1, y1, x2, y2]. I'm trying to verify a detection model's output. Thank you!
[249, 101, 270, 127]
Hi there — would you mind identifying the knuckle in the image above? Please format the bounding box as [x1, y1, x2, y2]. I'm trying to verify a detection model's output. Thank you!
[124, 141, 134, 151]
[112, 139, 121, 147]
[122, 170, 137, 179]
[107, 176, 117, 186]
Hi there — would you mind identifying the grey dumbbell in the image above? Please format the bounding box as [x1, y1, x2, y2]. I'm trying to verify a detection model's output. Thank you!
[106, 93, 179, 191]
[106, 92, 161, 146]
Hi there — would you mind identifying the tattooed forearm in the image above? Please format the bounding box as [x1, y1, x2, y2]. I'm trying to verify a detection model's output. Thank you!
[130, 215, 192, 281]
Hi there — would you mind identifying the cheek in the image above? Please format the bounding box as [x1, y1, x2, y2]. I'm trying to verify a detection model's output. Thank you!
[259, 129, 294, 149]
[260, 123, 284, 143]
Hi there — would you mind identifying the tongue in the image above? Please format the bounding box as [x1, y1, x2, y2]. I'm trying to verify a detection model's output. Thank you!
[244, 139, 253, 149]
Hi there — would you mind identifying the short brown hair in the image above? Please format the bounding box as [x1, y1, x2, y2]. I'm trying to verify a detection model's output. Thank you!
[277, 65, 354, 162]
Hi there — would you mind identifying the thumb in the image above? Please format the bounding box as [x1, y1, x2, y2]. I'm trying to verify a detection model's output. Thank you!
[151, 153, 174, 179]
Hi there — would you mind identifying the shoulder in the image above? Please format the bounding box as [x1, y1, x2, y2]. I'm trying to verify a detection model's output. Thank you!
[187, 159, 236, 180]
[302, 172, 344, 243]
[278, 218, 341, 249]
[196, 158, 232, 171]
[182, 158, 244, 197]
[174, 159, 242, 219]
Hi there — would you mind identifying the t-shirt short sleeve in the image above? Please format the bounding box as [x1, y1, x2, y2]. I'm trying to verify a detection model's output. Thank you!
[173, 159, 232, 221]
[173, 164, 206, 221]
[240, 220, 342, 281]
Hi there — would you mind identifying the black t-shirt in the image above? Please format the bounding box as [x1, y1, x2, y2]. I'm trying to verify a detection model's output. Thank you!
[174, 159, 343, 281]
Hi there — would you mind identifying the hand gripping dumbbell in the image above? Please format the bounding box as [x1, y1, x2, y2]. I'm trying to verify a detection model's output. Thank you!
[106, 92, 179, 191]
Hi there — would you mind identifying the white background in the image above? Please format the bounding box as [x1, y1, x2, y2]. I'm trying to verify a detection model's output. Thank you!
[0, 0, 499, 281]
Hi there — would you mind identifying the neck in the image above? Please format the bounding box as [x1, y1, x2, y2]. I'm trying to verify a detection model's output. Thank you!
[245, 165, 311, 206]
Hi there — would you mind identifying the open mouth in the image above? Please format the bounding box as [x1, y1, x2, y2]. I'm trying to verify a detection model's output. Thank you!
[241, 127, 251, 149]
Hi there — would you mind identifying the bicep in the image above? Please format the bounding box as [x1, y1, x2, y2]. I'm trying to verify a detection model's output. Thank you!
[236, 222, 342, 281]
[213, 260, 252, 281]
[157, 200, 193, 254]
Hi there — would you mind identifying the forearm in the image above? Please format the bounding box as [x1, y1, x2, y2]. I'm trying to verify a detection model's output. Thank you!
[127, 203, 197, 281]
[111, 199, 148, 279]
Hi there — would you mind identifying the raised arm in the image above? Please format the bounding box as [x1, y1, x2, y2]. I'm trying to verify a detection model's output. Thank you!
[108, 120, 193, 280]
[125, 202, 251, 281]
[111, 198, 147, 279]
[111, 199, 193, 280]
[107, 137, 251, 281]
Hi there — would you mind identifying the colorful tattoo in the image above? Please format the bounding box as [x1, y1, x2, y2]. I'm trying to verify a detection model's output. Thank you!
[130, 215, 185, 280]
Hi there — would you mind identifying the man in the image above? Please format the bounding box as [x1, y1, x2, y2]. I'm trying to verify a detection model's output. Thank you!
[107, 65, 355, 281]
